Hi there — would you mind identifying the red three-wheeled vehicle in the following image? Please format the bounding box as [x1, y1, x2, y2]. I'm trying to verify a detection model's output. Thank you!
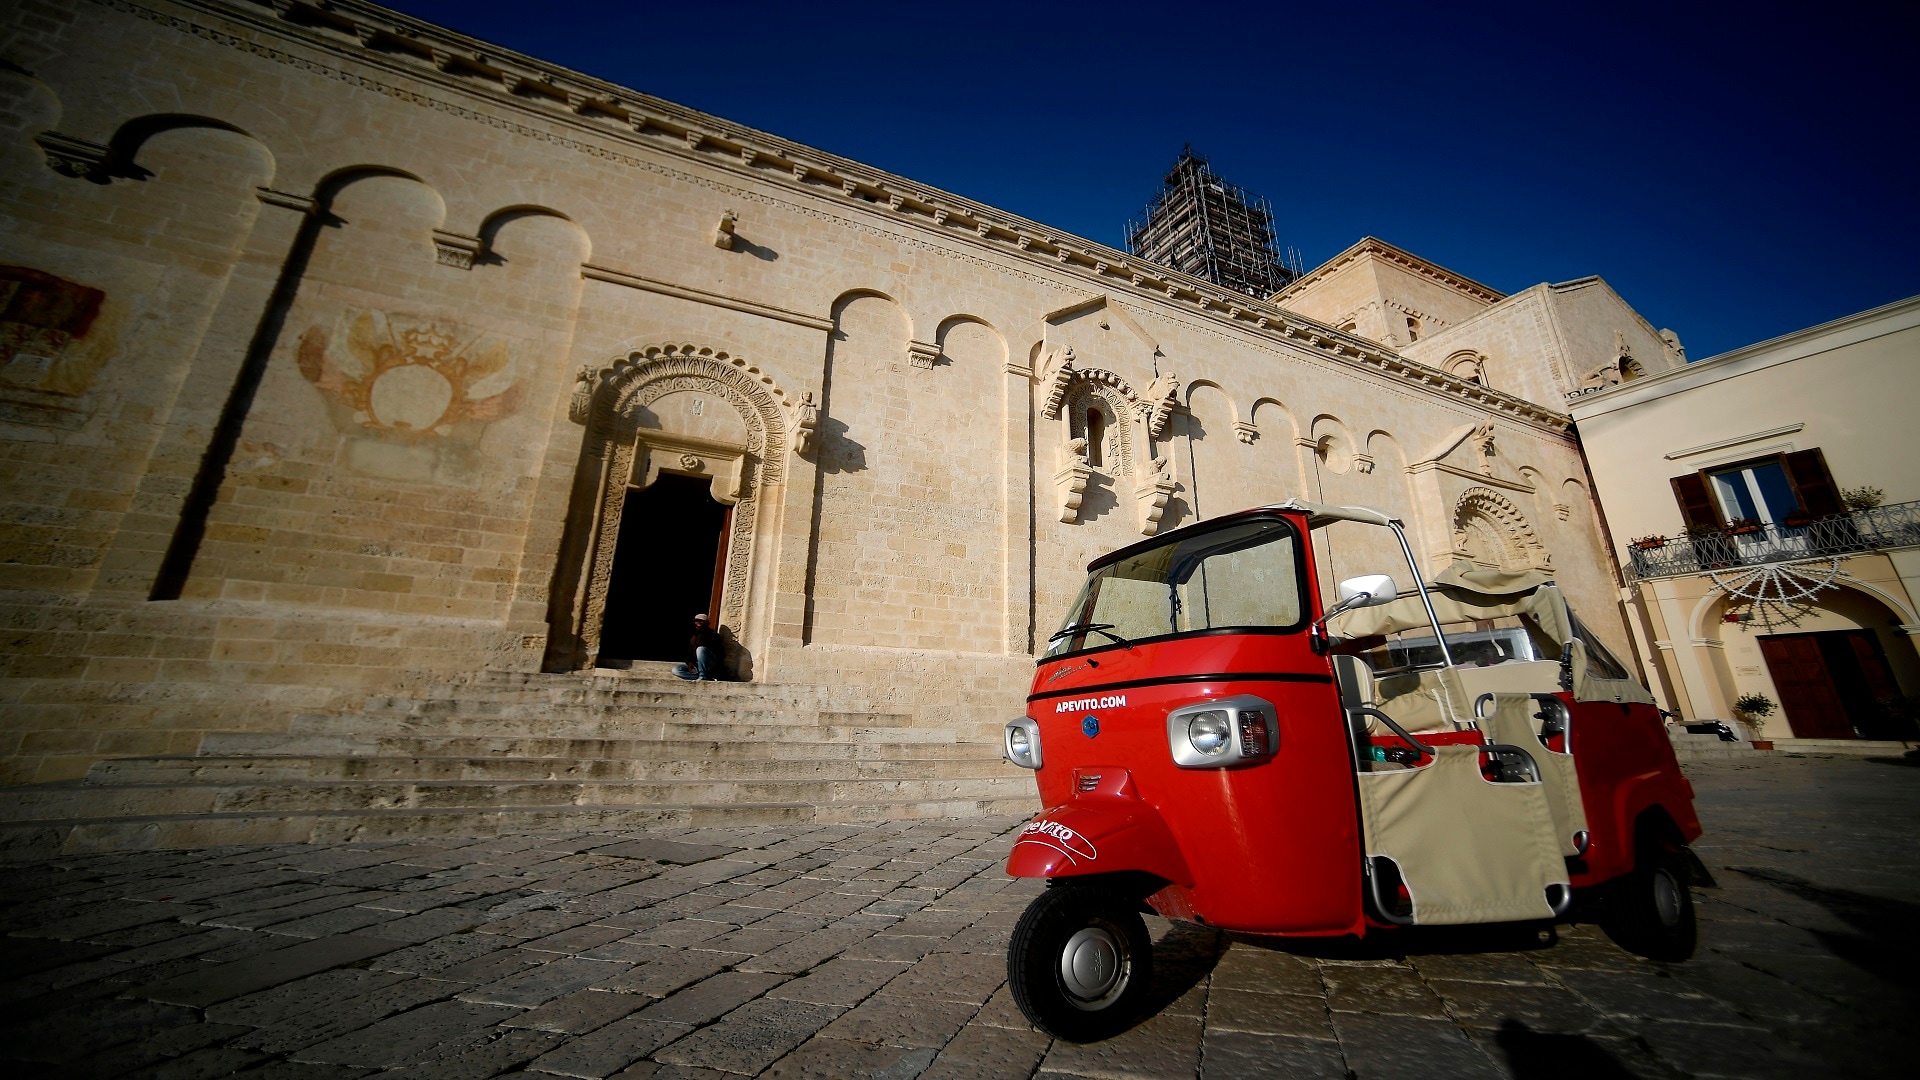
[1002, 500, 1705, 1041]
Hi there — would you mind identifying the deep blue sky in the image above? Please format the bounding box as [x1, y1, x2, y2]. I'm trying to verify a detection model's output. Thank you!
[384, 0, 1919, 361]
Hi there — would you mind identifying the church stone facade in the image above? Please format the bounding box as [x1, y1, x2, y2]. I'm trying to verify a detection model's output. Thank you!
[0, 0, 1679, 791]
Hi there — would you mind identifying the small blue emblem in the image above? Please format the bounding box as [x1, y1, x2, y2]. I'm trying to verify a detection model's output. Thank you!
[1081, 715, 1100, 738]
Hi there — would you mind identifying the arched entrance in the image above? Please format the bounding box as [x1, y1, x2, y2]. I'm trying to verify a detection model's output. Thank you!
[548, 343, 797, 674]
[597, 473, 731, 663]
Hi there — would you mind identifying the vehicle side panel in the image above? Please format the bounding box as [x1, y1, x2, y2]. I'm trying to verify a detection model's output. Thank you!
[1569, 698, 1701, 885]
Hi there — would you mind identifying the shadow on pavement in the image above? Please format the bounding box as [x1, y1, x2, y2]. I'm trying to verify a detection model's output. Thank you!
[1262, 921, 1557, 962]
[1730, 866, 1920, 999]
[1125, 920, 1223, 1032]
[1493, 1018, 1642, 1079]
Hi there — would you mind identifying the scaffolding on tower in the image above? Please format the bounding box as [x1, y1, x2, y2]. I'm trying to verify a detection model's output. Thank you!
[1125, 146, 1297, 300]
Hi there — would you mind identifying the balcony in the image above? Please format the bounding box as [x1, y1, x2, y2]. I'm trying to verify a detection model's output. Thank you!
[1627, 499, 1920, 580]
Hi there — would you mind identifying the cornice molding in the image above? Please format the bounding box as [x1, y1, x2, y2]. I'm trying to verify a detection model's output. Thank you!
[101, 0, 1567, 435]
[581, 264, 834, 332]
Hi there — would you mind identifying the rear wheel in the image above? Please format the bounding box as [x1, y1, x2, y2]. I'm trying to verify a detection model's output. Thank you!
[1602, 844, 1697, 961]
[1007, 885, 1153, 1042]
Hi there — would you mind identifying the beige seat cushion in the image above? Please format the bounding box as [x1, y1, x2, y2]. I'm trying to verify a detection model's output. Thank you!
[1450, 660, 1564, 701]
[1356, 744, 1567, 925]
[1370, 667, 1469, 733]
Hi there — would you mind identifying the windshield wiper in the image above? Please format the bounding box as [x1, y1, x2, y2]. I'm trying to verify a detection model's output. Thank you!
[1047, 622, 1132, 649]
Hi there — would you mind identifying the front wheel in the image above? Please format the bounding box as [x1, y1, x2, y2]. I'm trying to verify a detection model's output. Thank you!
[1007, 885, 1153, 1042]
[1601, 844, 1697, 961]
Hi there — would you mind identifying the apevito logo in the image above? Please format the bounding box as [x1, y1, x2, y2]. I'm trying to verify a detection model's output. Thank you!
[1055, 695, 1126, 713]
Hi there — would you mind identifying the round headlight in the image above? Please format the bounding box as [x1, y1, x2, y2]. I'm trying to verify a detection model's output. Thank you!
[1008, 726, 1031, 757]
[1187, 711, 1231, 755]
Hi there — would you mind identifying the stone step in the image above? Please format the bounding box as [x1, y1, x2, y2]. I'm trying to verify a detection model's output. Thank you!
[278, 715, 982, 744]
[389, 685, 898, 712]
[195, 732, 1001, 761]
[1665, 729, 1760, 763]
[0, 793, 1044, 860]
[424, 670, 891, 709]
[0, 773, 1034, 821]
[353, 700, 918, 727]
[1769, 737, 1919, 756]
[91, 753, 1009, 785]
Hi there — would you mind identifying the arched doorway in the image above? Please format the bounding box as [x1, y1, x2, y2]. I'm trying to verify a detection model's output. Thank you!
[597, 473, 731, 664]
[548, 343, 797, 675]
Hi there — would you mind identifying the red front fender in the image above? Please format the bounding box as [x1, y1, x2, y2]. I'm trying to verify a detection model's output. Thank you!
[1005, 793, 1194, 887]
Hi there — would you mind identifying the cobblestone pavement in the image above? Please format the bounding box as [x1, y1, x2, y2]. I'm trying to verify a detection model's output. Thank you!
[3, 753, 1915, 1079]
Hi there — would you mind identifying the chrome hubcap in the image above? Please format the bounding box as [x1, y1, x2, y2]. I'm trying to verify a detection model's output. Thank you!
[1059, 926, 1128, 1008]
[1652, 868, 1683, 928]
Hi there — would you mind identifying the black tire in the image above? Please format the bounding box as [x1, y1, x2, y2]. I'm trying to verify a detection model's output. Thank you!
[1601, 843, 1697, 961]
[1007, 885, 1153, 1042]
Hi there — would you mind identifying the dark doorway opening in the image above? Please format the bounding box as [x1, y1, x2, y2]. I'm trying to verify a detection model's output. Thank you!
[598, 472, 730, 665]
[1758, 629, 1907, 740]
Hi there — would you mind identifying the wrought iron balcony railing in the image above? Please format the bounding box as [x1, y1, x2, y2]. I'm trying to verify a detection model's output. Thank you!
[1627, 499, 1920, 580]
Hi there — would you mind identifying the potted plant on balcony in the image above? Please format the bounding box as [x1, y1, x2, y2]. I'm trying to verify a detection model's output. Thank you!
[1782, 509, 1814, 528]
[1726, 516, 1764, 536]
[1732, 692, 1776, 746]
[1630, 535, 1668, 550]
[1681, 522, 1722, 541]
[1841, 485, 1886, 512]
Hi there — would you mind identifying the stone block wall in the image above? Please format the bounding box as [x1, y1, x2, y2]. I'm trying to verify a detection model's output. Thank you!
[0, 0, 1639, 786]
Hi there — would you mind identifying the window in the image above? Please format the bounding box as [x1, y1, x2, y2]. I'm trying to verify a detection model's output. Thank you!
[1568, 612, 1632, 681]
[1405, 317, 1421, 342]
[1670, 448, 1843, 532]
[1048, 516, 1306, 654]
[1085, 407, 1105, 468]
[1709, 459, 1799, 524]
[1361, 614, 1562, 675]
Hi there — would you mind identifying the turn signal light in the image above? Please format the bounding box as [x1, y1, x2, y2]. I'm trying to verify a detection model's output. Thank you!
[1238, 711, 1269, 757]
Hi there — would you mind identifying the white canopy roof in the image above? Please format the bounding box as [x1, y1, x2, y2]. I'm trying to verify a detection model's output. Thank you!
[1261, 498, 1399, 529]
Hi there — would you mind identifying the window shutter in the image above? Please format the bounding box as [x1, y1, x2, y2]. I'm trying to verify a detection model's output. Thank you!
[1671, 473, 1720, 531]
[1783, 449, 1844, 516]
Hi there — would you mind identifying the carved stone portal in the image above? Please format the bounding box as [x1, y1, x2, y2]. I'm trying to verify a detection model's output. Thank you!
[551, 344, 795, 672]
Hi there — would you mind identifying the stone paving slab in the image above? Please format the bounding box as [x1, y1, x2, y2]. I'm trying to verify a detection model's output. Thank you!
[1, 757, 1916, 1077]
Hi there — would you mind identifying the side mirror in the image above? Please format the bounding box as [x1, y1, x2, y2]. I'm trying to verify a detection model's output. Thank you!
[1311, 574, 1398, 655]
[1337, 574, 1397, 609]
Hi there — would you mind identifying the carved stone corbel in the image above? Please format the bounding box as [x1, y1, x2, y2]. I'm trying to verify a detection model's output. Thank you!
[1140, 370, 1181, 439]
[1135, 458, 1178, 536]
[791, 390, 819, 456]
[907, 341, 939, 370]
[33, 131, 109, 180]
[1055, 440, 1093, 524]
[1233, 421, 1258, 445]
[256, 187, 317, 215]
[568, 365, 599, 425]
[1354, 453, 1376, 475]
[1037, 346, 1075, 419]
[432, 229, 483, 269]
[714, 210, 738, 250]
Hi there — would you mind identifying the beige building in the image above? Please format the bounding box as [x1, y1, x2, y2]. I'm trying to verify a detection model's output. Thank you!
[1570, 296, 1920, 743]
[0, 0, 1686, 844]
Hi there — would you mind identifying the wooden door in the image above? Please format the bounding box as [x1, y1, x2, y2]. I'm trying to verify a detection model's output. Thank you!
[1758, 634, 1855, 739]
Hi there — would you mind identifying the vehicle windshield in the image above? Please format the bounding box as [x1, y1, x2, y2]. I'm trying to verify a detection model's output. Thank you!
[1046, 515, 1306, 656]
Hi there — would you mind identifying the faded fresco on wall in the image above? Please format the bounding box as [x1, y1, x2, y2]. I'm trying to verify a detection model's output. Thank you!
[297, 309, 520, 442]
[0, 265, 114, 397]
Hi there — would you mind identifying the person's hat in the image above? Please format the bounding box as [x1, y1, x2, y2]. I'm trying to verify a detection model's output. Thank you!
[693, 613, 709, 622]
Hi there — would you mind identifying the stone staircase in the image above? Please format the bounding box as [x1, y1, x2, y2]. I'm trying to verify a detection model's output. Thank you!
[0, 667, 1036, 858]
[1666, 727, 1762, 763]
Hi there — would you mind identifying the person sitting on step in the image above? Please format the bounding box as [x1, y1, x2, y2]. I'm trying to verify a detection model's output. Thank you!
[674, 613, 723, 682]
